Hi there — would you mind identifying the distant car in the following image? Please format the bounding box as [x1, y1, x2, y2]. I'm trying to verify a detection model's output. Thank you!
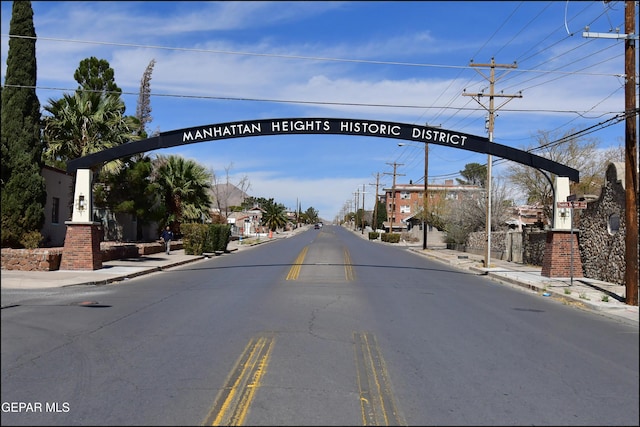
[314, 224, 320, 229]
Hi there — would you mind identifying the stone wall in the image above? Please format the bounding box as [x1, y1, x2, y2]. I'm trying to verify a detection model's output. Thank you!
[100, 243, 140, 261]
[0, 248, 63, 271]
[466, 229, 557, 267]
[578, 162, 627, 285]
[1, 241, 183, 271]
[463, 162, 628, 285]
[522, 229, 546, 266]
[464, 227, 547, 266]
[466, 230, 507, 260]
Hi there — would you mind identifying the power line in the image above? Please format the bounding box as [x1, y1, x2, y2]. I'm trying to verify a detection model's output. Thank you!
[0, 33, 624, 79]
[2, 84, 624, 117]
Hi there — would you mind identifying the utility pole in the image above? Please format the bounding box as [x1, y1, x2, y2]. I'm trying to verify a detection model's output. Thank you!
[361, 183, 367, 234]
[384, 162, 405, 233]
[370, 173, 383, 232]
[583, 0, 638, 305]
[421, 123, 441, 250]
[354, 189, 359, 231]
[423, 141, 429, 250]
[463, 58, 521, 268]
[623, 0, 638, 306]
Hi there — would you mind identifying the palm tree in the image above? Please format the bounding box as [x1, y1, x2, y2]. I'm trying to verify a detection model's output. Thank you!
[262, 199, 288, 232]
[42, 91, 139, 174]
[152, 155, 212, 234]
[304, 206, 319, 224]
[42, 90, 140, 225]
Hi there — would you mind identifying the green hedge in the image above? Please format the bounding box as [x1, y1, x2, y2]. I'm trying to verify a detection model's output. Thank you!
[368, 231, 379, 240]
[182, 223, 231, 255]
[381, 233, 400, 243]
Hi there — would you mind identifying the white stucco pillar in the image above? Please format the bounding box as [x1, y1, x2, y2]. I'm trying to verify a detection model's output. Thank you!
[71, 168, 93, 223]
[553, 176, 571, 230]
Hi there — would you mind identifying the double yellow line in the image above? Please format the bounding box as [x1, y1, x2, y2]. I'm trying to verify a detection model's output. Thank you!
[203, 332, 405, 426]
[285, 246, 355, 281]
[286, 246, 308, 280]
[353, 332, 406, 426]
[203, 334, 275, 426]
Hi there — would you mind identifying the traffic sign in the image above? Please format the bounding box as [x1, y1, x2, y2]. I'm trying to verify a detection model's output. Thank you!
[557, 201, 572, 208]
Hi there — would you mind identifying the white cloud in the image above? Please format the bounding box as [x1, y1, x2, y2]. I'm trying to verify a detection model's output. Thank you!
[1, 1, 627, 220]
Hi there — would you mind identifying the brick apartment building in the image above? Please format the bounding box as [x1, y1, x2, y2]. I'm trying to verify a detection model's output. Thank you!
[381, 179, 483, 232]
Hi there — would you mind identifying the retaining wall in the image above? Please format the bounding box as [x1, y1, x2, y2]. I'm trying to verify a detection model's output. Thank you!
[1, 241, 183, 271]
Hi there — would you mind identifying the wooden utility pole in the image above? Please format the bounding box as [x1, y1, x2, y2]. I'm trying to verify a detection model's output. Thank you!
[361, 183, 367, 234]
[463, 58, 521, 268]
[384, 162, 404, 233]
[423, 142, 429, 250]
[370, 173, 383, 232]
[623, 0, 638, 306]
[354, 189, 359, 231]
[583, 1, 638, 305]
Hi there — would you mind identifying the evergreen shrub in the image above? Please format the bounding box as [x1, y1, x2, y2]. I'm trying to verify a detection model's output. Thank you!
[381, 233, 401, 243]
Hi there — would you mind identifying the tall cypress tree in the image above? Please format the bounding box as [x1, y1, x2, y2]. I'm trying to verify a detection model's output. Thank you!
[1, 1, 46, 248]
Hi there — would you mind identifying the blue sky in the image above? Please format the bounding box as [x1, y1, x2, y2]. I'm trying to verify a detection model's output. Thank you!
[1, 1, 632, 221]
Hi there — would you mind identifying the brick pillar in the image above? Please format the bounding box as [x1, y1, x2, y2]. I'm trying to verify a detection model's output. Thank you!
[60, 222, 102, 270]
[541, 230, 583, 278]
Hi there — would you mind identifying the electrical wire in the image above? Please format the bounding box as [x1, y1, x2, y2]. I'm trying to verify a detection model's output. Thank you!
[1, 2, 631, 192]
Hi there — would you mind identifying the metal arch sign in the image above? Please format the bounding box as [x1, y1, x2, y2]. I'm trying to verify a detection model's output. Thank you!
[66, 117, 579, 182]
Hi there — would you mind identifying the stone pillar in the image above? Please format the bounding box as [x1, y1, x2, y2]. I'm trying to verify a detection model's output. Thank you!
[60, 168, 102, 270]
[60, 222, 102, 270]
[541, 230, 583, 278]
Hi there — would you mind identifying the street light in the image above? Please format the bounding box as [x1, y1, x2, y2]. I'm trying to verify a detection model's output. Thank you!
[398, 142, 429, 250]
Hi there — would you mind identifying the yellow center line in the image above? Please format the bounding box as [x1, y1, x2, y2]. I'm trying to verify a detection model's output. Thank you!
[353, 332, 406, 426]
[203, 333, 276, 426]
[344, 248, 355, 281]
[286, 246, 308, 281]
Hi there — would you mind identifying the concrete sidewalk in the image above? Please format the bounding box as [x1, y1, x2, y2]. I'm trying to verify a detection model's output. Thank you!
[351, 229, 638, 326]
[0, 249, 207, 289]
[0, 231, 297, 290]
[1, 228, 637, 326]
[406, 245, 638, 326]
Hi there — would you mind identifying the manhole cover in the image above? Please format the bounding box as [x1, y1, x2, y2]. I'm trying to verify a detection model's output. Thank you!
[72, 301, 111, 308]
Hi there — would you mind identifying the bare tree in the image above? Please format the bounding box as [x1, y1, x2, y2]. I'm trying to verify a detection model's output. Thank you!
[506, 129, 622, 222]
[442, 177, 513, 245]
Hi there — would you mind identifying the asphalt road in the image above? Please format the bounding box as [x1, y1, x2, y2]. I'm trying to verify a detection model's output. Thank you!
[1, 225, 638, 426]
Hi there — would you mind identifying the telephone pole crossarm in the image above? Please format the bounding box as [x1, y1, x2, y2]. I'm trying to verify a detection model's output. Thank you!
[462, 57, 522, 268]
